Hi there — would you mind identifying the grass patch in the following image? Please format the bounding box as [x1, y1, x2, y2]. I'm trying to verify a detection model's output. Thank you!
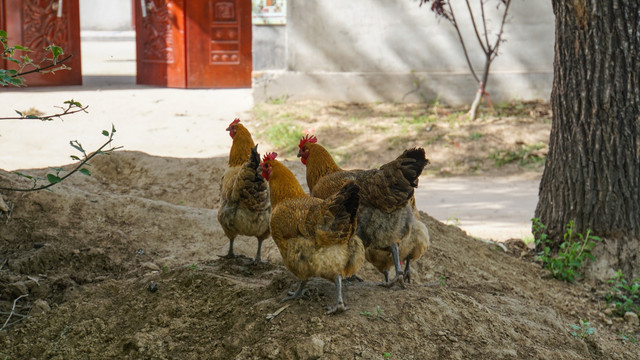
[263, 122, 303, 151]
[489, 142, 546, 167]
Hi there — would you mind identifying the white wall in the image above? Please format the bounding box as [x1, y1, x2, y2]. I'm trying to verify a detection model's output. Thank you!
[254, 0, 555, 104]
[79, 0, 132, 31]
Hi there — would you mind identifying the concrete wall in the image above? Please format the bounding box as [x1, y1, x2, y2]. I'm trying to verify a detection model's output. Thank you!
[253, 25, 286, 70]
[254, 0, 555, 105]
[79, 0, 133, 31]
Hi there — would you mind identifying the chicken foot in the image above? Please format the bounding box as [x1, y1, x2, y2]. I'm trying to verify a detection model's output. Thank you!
[250, 238, 264, 265]
[219, 237, 239, 259]
[403, 258, 412, 283]
[282, 280, 309, 302]
[381, 243, 405, 288]
[326, 275, 347, 315]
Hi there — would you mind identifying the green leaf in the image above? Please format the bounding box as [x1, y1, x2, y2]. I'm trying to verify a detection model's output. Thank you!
[14, 110, 23, 116]
[47, 45, 63, 62]
[6, 57, 20, 64]
[64, 99, 82, 107]
[25, 114, 39, 119]
[79, 168, 91, 176]
[102, 130, 109, 136]
[70, 141, 84, 153]
[46, 174, 62, 184]
[14, 171, 33, 179]
[0, 30, 7, 38]
[70, 155, 81, 161]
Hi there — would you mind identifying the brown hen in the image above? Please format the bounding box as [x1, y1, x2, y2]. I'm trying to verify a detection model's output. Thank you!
[260, 152, 364, 314]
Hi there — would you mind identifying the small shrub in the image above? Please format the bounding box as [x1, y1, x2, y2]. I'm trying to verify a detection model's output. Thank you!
[569, 319, 595, 340]
[533, 218, 601, 283]
[605, 270, 640, 317]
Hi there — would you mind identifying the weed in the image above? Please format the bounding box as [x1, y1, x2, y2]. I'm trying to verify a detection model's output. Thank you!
[360, 305, 385, 320]
[439, 275, 447, 287]
[605, 270, 640, 317]
[533, 218, 602, 283]
[469, 132, 483, 140]
[489, 142, 546, 167]
[445, 213, 460, 227]
[266, 95, 289, 105]
[620, 332, 638, 344]
[383, 352, 392, 359]
[569, 319, 595, 340]
[263, 122, 303, 151]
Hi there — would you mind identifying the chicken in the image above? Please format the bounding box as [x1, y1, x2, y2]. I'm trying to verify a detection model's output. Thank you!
[260, 152, 364, 314]
[364, 197, 430, 283]
[217, 119, 271, 264]
[297, 135, 429, 287]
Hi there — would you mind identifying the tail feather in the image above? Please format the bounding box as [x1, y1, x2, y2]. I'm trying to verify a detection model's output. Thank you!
[313, 181, 360, 247]
[333, 180, 360, 223]
[358, 147, 428, 213]
[230, 144, 270, 211]
[397, 148, 429, 187]
[247, 144, 261, 171]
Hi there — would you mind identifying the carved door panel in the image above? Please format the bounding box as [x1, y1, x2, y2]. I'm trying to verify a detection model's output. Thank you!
[185, 0, 252, 88]
[3, 0, 82, 86]
[135, 0, 186, 87]
[134, 0, 251, 88]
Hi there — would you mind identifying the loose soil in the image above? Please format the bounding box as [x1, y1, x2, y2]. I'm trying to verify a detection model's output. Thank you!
[1, 101, 638, 359]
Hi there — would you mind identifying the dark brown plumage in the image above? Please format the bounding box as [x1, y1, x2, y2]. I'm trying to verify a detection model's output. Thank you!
[298, 136, 429, 286]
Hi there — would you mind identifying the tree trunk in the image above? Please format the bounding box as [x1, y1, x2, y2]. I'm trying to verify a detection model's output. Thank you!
[535, 0, 640, 280]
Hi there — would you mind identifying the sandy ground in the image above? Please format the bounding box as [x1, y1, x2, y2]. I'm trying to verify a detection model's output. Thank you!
[0, 36, 537, 242]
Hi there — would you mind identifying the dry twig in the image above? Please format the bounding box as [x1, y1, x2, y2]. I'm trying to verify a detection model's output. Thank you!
[1, 294, 28, 331]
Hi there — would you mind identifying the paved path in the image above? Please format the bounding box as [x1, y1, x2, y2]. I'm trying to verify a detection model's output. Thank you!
[0, 36, 538, 242]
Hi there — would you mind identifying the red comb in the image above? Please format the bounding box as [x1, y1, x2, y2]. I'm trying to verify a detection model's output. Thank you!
[298, 134, 318, 149]
[228, 118, 241, 127]
[262, 152, 278, 162]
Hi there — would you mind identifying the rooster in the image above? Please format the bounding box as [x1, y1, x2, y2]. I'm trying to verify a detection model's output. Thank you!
[217, 119, 271, 264]
[297, 135, 429, 286]
[260, 152, 364, 314]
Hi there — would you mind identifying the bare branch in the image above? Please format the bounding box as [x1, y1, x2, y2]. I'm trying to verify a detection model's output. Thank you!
[465, 0, 488, 54]
[479, 0, 492, 52]
[490, 0, 511, 62]
[448, 2, 481, 83]
[0, 104, 89, 121]
[1, 294, 28, 331]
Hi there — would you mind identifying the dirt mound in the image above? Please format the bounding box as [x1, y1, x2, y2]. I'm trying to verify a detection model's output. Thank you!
[0, 151, 638, 359]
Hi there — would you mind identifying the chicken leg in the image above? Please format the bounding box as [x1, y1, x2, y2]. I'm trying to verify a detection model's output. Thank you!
[403, 258, 412, 283]
[251, 237, 264, 265]
[382, 243, 405, 288]
[220, 237, 238, 259]
[282, 280, 308, 302]
[326, 275, 347, 315]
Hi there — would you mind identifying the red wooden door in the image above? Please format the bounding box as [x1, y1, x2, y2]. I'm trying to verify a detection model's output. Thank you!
[135, 0, 186, 87]
[185, 0, 252, 88]
[3, 0, 82, 86]
[134, 0, 251, 88]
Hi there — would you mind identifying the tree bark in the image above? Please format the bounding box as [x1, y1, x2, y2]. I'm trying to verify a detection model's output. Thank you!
[535, 0, 640, 280]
